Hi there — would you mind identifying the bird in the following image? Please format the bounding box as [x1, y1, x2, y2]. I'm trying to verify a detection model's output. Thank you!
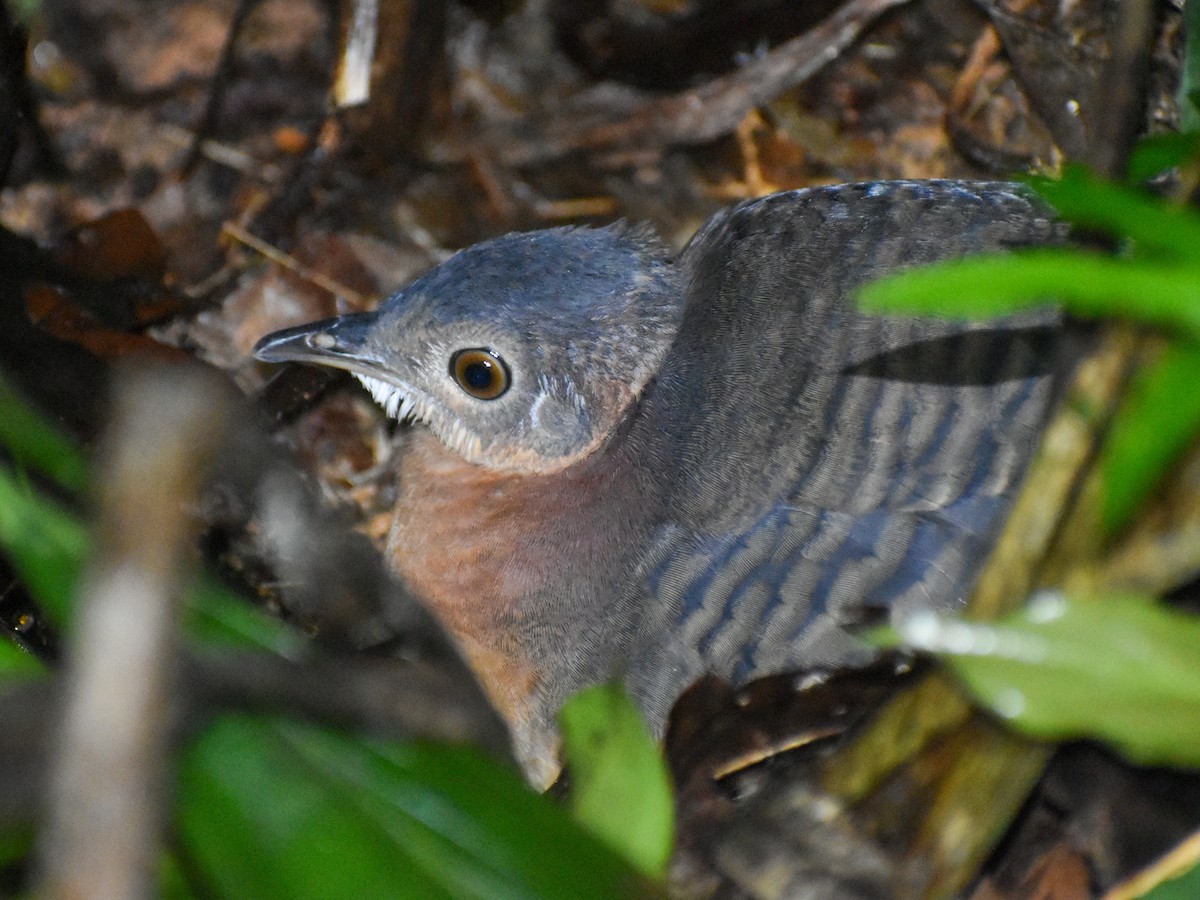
[254, 180, 1074, 787]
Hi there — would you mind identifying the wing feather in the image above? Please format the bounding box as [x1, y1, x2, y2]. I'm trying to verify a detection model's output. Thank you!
[626, 181, 1080, 725]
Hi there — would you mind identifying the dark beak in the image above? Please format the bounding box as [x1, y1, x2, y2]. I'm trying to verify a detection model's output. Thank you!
[252, 312, 384, 377]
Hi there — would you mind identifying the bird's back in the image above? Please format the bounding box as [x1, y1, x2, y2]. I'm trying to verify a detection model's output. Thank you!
[624, 181, 1077, 726]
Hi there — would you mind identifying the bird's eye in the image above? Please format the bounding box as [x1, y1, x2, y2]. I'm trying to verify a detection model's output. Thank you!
[450, 348, 510, 400]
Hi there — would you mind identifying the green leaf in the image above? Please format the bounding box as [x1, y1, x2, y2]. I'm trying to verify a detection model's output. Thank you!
[1139, 859, 1200, 900]
[1099, 341, 1200, 533]
[0, 376, 90, 494]
[159, 852, 203, 900]
[558, 682, 674, 879]
[1128, 132, 1200, 183]
[0, 633, 45, 678]
[177, 715, 650, 900]
[185, 576, 309, 656]
[883, 593, 1200, 768]
[0, 824, 33, 871]
[0, 380, 84, 655]
[857, 249, 1200, 341]
[1029, 167, 1200, 262]
[177, 716, 419, 898]
[0, 466, 88, 628]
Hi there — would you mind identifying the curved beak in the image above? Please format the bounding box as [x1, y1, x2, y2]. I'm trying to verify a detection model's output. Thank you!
[252, 312, 386, 378]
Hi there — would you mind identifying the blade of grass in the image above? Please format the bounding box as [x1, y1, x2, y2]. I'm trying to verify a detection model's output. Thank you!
[1030, 168, 1200, 262]
[1099, 341, 1200, 533]
[858, 249, 1200, 341]
[0, 467, 88, 628]
[0, 630, 44, 677]
[0, 377, 89, 494]
[1127, 132, 1200, 183]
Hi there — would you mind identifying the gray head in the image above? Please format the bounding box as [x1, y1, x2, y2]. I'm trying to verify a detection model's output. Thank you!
[254, 224, 683, 473]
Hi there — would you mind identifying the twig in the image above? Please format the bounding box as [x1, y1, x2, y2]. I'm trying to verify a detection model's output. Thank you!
[183, 0, 262, 173]
[160, 124, 282, 184]
[1104, 827, 1200, 899]
[0, 3, 67, 182]
[185, 648, 514, 761]
[34, 366, 231, 899]
[221, 221, 370, 307]
[431, 0, 913, 166]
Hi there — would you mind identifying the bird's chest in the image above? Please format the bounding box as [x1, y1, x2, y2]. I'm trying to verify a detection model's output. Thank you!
[385, 430, 646, 723]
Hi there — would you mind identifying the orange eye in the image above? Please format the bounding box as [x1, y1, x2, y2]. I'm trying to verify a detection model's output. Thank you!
[450, 348, 510, 400]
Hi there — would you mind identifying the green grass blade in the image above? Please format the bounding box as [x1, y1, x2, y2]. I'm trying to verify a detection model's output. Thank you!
[1128, 132, 1200, 182]
[0, 467, 88, 628]
[0, 633, 45, 677]
[0, 376, 89, 494]
[184, 576, 309, 656]
[858, 249, 1200, 341]
[1030, 167, 1200, 262]
[1099, 341, 1200, 533]
[1138, 859, 1200, 900]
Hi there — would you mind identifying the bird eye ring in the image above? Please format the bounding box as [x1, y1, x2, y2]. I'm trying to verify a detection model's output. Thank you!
[450, 348, 510, 400]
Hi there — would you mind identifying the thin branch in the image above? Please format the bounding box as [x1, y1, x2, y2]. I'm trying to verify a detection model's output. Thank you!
[432, 0, 913, 165]
[34, 366, 231, 899]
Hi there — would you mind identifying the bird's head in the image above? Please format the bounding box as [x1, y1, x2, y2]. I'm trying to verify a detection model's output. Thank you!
[253, 224, 682, 473]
